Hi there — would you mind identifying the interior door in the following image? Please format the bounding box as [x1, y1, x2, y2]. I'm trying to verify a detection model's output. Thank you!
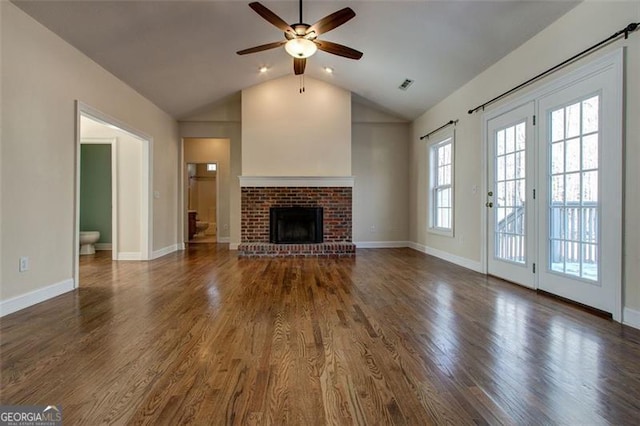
[487, 102, 536, 288]
[537, 62, 622, 316]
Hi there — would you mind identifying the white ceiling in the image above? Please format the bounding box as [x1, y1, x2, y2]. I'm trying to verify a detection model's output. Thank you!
[14, 0, 578, 121]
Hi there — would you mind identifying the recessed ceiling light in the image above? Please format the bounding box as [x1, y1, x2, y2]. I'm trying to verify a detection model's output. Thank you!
[259, 66, 268, 73]
[324, 67, 334, 74]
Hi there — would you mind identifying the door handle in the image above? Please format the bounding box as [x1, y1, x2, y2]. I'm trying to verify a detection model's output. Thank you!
[486, 202, 493, 208]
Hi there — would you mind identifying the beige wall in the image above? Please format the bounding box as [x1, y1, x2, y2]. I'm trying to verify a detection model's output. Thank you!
[1, 2, 179, 301]
[410, 2, 640, 308]
[352, 102, 410, 243]
[241, 75, 351, 177]
[183, 138, 231, 241]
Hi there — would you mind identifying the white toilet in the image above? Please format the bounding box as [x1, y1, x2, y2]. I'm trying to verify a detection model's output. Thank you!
[195, 221, 209, 236]
[79, 231, 100, 255]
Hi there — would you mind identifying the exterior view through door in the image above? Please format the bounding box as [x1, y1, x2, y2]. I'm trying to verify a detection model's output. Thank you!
[487, 102, 536, 289]
[485, 51, 623, 319]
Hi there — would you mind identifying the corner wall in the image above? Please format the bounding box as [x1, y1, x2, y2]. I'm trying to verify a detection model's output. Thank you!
[352, 102, 410, 245]
[179, 95, 242, 248]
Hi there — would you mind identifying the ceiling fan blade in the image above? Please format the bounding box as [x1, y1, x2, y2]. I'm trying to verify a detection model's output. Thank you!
[308, 7, 355, 36]
[315, 40, 363, 60]
[293, 57, 306, 75]
[249, 2, 293, 33]
[236, 40, 286, 55]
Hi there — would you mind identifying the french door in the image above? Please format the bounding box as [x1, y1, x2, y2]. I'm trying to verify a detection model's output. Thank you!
[487, 102, 536, 288]
[486, 51, 622, 318]
[537, 61, 622, 316]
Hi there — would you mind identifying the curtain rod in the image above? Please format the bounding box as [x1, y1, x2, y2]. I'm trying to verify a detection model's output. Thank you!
[419, 119, 458, 140]
[468, 22, 639, 115]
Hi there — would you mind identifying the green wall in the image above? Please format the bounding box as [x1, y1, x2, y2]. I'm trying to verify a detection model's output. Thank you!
[80, 144, 112, 243]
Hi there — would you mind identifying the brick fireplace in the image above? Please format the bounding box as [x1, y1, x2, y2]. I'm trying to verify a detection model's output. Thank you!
[238, 177, 356, 257]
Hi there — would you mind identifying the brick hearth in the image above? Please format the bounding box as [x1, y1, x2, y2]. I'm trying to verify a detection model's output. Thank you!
[239, 186, 355, 257]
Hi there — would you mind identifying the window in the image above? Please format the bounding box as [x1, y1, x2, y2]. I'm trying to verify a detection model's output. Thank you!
[429, 131, 454, 236]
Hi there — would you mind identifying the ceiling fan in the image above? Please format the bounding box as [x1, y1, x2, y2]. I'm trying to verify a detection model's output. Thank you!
[236, 0, 363, 76]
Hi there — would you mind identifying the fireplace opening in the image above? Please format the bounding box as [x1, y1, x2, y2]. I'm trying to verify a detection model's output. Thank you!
[270, 207, 323, 244]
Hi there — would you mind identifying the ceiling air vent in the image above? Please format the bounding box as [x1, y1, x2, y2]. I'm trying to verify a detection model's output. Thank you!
[398, 78, 414, 91]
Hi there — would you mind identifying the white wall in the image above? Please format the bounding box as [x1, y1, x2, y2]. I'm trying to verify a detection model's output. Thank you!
[183, 138, 231, 241]
[1, 2, 179, 304]
[241, 75, 351, 177]
[352, 102, 410, 244]
[410, 2, 640, 309]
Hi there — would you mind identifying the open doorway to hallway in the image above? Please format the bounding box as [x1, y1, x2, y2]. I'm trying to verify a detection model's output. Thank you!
[182, 138, 231, 245]
[75, 102, 152, 287]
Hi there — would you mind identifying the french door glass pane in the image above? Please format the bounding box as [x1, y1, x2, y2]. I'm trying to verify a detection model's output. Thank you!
[548, 96, 599, 281]
[494, 121, 527, 264]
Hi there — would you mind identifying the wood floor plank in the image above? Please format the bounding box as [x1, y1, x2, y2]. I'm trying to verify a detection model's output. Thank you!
[2, 245, 640, 425]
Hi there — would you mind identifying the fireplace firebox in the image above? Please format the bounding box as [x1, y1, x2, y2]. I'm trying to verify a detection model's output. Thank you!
[270, 207, 323, 244]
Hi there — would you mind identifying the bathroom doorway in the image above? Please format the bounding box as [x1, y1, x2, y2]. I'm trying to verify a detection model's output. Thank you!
[186, 163, 218, 243]
[80, 137, 117, 260]
[74, 102, 152, 287]
[182, 137, 230, 245]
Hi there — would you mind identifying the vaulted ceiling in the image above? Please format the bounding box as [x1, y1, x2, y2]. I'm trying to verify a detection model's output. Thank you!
[13, 1, 578, 120]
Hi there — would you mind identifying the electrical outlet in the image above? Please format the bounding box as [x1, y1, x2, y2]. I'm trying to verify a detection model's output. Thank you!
[223, 224, 229, 230]
[19, 256, 29, 272]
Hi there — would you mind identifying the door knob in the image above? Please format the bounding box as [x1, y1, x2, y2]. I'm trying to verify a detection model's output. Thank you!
[486, 202, 493, 208]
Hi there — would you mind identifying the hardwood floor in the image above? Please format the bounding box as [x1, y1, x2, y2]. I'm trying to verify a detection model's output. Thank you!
[2, 245, 640, 425]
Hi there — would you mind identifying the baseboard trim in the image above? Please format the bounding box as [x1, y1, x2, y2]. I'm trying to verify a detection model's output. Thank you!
[117, 252, 142, 261]
[623, 307, 640, 330]
[408, 242, 483, 273]
[0, 278, 75, 317]
[355, 241, 410, 249]
[95, 243, 112, 251]
[151, 244, 182, 260]
[218, 237, 230, 243]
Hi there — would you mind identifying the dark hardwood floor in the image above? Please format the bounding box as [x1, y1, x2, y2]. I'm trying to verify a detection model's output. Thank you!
[2, 245, 640, 425]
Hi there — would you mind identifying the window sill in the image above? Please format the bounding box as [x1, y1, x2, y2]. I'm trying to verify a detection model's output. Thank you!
[428, 227, 454, 238]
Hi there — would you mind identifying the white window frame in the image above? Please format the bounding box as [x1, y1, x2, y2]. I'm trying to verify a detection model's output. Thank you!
[428, 129, 455, 237]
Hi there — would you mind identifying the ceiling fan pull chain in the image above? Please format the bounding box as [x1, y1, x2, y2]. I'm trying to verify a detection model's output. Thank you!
[299, 75, 305, 93]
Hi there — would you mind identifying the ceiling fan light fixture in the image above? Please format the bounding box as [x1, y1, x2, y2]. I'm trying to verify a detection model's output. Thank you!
[285, 38, 317, 58]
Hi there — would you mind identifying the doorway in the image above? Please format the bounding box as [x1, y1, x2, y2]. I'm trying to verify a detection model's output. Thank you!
[80, 137, 118, 260]
[74, 102, 153, 287]
[186, 163, 218, 243]
[484, 50, 623, 319]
